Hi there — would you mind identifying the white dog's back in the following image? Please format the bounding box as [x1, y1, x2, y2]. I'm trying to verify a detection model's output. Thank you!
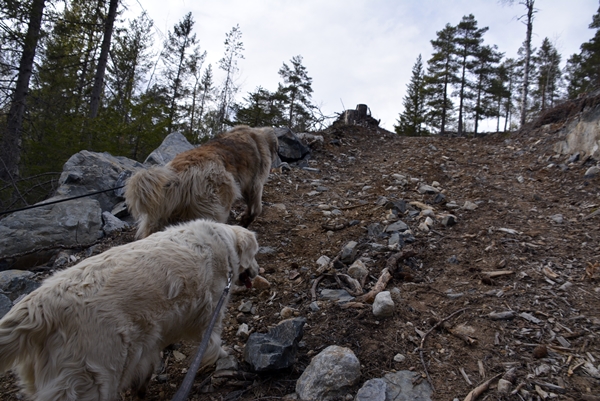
[0, 220, 257, 401]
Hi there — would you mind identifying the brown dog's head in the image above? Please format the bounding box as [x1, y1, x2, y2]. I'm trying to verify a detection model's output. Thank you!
[231, 225, 260, 288]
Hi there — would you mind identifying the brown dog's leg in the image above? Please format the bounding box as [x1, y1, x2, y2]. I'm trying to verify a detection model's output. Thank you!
[240, 184, 263, 227]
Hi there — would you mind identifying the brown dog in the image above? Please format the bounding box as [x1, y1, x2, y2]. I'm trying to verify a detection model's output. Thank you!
[125, 125, 279, 238]
[0, 219, 259, 401]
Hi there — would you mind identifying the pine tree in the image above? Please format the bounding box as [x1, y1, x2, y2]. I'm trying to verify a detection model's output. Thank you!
[0, 0, 46, 181]
[277, 55, 314, 131]
[162, 12, 201, 134]
[471, 44, 502, 135]
[234, 86, 285, 127]
[424, 24, 457, 134]
[395, 54, 427, 136]
[565, 5, 600, 97]
[215, 24, 244, 134]
[531, 37, 561, 111]
[453, 14, 488, 136]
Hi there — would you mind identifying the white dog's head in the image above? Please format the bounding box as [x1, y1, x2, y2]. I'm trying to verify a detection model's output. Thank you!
[231, 225, 260, 288]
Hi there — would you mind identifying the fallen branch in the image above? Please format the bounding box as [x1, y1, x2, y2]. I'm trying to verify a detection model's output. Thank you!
[463, 373, 502, 401]
[354, 268, 392, 303]
[418, 307, 471, 393]
[334, 273, 363, 296]
[311, 276, 325, 302]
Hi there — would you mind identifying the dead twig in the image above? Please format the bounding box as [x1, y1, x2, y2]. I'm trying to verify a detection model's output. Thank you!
[334, 273, 363, 296]
[311, 276, 325, 302]
[462, 373, 502, 401]
[417, 307, 471, 393]
[354, 268, 392, 303]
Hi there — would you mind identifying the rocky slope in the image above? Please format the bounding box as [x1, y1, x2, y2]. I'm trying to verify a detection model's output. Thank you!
[1, 124, 599, 401]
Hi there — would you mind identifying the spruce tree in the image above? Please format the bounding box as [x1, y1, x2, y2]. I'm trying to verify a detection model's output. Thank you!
[565, 5, 600, 97]
[277, 55, 314, 131]
[424, 24, 457, 135]
[453, 14, 488, 136]
[532, 38, 561, 111]
[395, 54, 426, 136]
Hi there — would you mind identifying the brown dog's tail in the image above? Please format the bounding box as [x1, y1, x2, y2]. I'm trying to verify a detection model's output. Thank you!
[125, 166, 179, 239]
[0, 301, 40, 372]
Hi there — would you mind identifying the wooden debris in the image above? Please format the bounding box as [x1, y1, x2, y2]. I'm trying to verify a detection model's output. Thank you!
[441, 322, 477, 345]
[459, 367, 473, 385]
[418, 307, 470, 393]
[477, 360, 486, 379]
[311, 276, 324, 302]
[531, 380, 566, 394]
[482, 270, 515, 278]
[334, 273, 363, 296]
[355, 247, 415, 303]
[519, 312, 542, 324]
[321, 221, 348, 231]
[462, 373, 502, 401]
[355, 268, 392, 303]
[488, 311, 516, 320]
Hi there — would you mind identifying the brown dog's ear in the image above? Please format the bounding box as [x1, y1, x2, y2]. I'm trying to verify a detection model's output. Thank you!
[233, 226, 259, 269]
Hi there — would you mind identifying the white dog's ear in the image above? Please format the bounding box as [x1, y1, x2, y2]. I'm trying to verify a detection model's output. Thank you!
[234, 227, 258, 268]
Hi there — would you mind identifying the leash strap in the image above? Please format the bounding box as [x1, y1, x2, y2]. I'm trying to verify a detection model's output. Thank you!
[171, 270, 233, 401]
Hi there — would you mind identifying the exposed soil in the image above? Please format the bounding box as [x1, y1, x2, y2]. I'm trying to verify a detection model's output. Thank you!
[1, 124, 599, 401]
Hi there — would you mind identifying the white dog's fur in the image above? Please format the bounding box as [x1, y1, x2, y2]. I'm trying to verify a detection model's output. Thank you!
[125, 125, 279, 239]
[0, 219, 259, 401]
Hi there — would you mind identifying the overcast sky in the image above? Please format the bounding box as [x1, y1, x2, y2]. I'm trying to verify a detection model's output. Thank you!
[122, 0, 598, 132]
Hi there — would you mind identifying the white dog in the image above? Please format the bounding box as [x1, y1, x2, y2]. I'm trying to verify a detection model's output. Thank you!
[0, 219, 259, 401]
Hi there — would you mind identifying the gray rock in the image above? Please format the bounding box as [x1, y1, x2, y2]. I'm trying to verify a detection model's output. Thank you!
[102, 211, 129, 235]
[341, 241, 359, 264]
[296, 345, 361, 401]
[356, 378, 387, 401]
[320, 289, 354, 303]
[275, 127, 310, 162]
[144, 131, 194, 166]
[348, 260, 369, 283]
[244, 318, 306, 372]
[385, 220, 409, 233]
[549, 214, 564, 224]
[0, 270, 40, 302]
[417, 185, 439, 194]
[111, 201, 129, 218]
[388, 232, 404, 248]
[216, 355, 239, 371]
[463, 201, 478, 211]
[383, 371, 433, 401]
[373, 291, 395, 318]
[57, 150, 143, 212]
[441, 215, 457, 227]
[568, 153, 580, 163]
[433, 193, 446, 204]
[0, 293, 12, 319]
[385, 200, 407, 214]
[309, 301, 320, 312]
[584, 165, 600, 177]
[0, 198, 103, 260]
[367, 223, 384, 238]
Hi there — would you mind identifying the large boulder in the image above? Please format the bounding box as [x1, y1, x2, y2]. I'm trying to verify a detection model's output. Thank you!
[56, 150, 144, 212]
[0, 198, 103, 267]
[143, 131, 195, 166]
[551, 89, 600, 159]
[274, 127, 310, 162]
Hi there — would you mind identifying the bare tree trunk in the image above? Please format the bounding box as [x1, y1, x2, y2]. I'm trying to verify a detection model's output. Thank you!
[519, 0, 535, 128]
[0, 0, 46, 181]
[89, 0, 119, 119]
